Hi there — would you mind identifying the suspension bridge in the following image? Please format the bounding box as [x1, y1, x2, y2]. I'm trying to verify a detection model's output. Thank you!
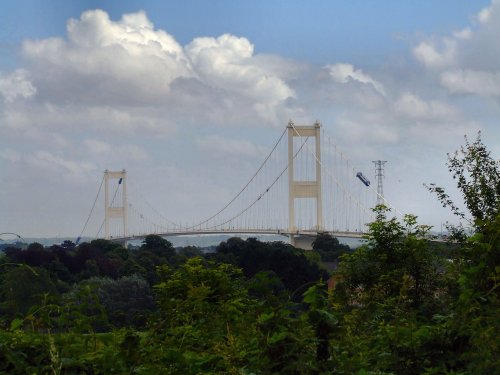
[79, 121, 399, 248]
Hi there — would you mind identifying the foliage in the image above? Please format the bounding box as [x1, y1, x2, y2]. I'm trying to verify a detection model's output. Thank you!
[215, 237, 329, 297]
[68, 275, 155, 328]
[328, 208, 450, 373]
[426, 132, 500, 228]
[0, 266, 58, 320]
[312, 233, 351, 262]
[140, 234, 176, 260]
[146, 257, 259, 373]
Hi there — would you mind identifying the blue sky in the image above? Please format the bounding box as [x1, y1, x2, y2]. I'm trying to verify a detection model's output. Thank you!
[0, 0, 491, 65]
[1, 1, 499, 237]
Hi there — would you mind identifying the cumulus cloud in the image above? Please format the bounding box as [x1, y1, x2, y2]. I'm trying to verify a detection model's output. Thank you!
[186, 34, 295, 104]
[413, 38, 457, 69]
[12, 9, 296, 132]
[394, 92, 458, 120]
[414, 0, 500, 99]
[22, 9, 190, 107]
[0, 70, 37, 102]
[325, 63, 386, 96]
[312, 64, 468, 154]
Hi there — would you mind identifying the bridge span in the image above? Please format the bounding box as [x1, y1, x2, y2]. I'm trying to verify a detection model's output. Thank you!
[109, 229, 366, 250]
[80, 121, 402, 248]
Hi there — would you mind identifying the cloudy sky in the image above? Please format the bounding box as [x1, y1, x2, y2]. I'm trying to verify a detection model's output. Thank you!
[1, 0, 499, 238]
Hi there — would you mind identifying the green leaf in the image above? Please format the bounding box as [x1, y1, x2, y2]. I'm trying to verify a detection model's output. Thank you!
[268, 331, 288, 345]
[9, 318, 23, 331]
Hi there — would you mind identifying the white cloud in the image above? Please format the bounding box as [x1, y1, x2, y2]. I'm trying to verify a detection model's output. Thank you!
[414, 1, 500, 99]
[14, 10, 296, 132]
[21, 11, 190, 107]
[394, 92, 458, 120]
[413, 38, 457, 69]
[24, 150, 96, 183]
[440, 69, 500, 96]
[185, 34, 295, 121]
[0, 70, 37, 102]
[325, 63, 386, 96]
[478, 5, 492, 23]
[453, 27, 472, 40]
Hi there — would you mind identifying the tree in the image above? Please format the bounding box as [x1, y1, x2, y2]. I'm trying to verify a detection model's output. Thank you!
[326, 207, 451, 373]
[426, 132, 500, 230]
[215, 237, 329, 296]
[312, 233, 350, 262]
[148, 257, 258, 373]
[60, 240, 76, 250]
[0, 266, 58, 319]
[72, 275, 154, 328]
[426, 133, 499, 372]
[140, 235, 175, 260]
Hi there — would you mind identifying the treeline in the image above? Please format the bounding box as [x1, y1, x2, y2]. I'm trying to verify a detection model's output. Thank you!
[0, 134, 498, 374]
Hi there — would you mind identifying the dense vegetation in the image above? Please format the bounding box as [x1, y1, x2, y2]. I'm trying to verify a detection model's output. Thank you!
[0, 134, 498, 374]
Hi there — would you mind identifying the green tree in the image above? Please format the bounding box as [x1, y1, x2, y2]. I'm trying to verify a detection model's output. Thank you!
[146, 257, 258, 373]
[427, 132, 500, 372]
[0, 266, 58, 319]
[426, 132, 500, 229]
[215, 237, 329, 297]
[312, 233, 350, 261]
[140, 234, 175, 260]
[329, 209, 448, 373]
[78, 275, 154, 328]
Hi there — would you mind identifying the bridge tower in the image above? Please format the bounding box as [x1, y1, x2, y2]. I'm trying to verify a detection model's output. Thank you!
[104, 169, 128, 239]
[288, 121, 323, 241]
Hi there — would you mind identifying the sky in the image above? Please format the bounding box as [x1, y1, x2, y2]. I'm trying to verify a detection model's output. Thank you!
[1, 0, 499, 238]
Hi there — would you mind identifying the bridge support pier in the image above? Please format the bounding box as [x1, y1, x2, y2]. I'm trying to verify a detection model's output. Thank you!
[289, 234, 315, 250]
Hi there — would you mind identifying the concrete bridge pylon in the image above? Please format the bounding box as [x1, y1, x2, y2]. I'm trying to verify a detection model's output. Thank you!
[104, 169, 128, 239]
[287, 121, 323, 247]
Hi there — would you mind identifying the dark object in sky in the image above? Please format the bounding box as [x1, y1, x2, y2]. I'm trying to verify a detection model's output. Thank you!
[356, 172, 370, 186]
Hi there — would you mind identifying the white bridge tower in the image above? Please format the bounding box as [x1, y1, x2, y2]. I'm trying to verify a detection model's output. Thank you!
[104, 169, 128, 239]
[288, 121, 323, 240]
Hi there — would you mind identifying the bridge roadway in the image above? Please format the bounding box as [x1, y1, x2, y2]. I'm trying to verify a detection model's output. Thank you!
[109, 228, 366, 243]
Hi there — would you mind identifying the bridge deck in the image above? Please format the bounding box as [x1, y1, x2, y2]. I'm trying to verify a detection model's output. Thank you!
[109, 229, 367, 242]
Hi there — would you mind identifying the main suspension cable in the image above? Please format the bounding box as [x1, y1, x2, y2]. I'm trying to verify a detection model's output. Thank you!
[76, 175, 104, 244]
[204, 135, 310, 230]
[185, 127, 288, 230]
